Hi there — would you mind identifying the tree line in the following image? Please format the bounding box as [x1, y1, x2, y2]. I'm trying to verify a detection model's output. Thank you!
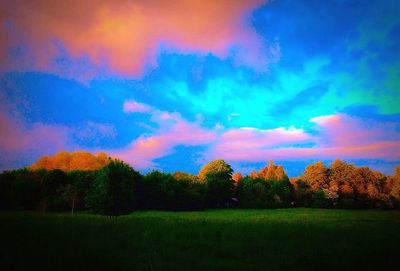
[0, 153, 399, 216]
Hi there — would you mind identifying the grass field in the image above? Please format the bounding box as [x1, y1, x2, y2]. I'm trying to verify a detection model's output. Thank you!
[1, 209, 400, 271]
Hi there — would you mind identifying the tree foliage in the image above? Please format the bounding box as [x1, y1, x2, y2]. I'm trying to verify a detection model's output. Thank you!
[303, 161, 329, 191]
[1, 155, 400, 214]
[85, 160, 140, 216]
[199, 160, 234, 207]
[30, 151, 110, 171]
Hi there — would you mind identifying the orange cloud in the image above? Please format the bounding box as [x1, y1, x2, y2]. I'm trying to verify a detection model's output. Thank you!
[1, 0, 270, 78]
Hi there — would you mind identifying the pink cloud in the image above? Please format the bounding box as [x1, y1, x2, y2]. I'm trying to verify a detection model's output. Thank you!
[110, 110, 216, 169]
[309, 113, 400, 160]
[1, 0, 273, 79]
[0, 112, 121, 169]
[207, 126, 313, 162]
[207, 114, 400, 162]
[110, 111, 400, 170]
[0, 112, 73, 169]
[0, 112, 70, 154]
[123, 100, 153, 114]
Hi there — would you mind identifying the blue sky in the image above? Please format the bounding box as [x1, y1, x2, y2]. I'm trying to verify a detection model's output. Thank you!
[1, 0, 399, 176]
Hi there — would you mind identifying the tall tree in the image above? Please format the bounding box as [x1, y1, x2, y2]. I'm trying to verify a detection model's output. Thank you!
[275, 165, 287, 181]
[303, 161, 329, 191]
[258, 160, 277, 181]
[232, 172, 243, 186]
[199, 160, 234, 207]
[86, 160, 141, 216]
[390, 166, 400, 204]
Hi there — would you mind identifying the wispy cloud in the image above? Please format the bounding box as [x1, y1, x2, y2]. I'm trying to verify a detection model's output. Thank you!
[110, 109, 216, 169]
[207, 113, 400, 162]
[123, 100, 153, 114]
[112, 106, 400, 170]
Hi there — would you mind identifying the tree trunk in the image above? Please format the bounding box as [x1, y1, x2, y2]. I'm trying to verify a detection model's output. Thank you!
[71, 198, 75, 215]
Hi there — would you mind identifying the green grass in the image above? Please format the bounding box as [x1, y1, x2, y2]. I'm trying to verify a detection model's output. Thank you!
[1, 209, 400, 271]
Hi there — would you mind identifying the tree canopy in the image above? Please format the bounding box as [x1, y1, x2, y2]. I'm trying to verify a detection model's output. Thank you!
[1, 154, 400, 215]
[30, 151, 110, 171]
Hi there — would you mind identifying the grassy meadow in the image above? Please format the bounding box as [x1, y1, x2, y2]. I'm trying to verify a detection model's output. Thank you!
[1, 208, 400, 271]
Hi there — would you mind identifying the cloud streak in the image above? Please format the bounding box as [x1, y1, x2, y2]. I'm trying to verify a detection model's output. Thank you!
[123, 100, 153, 114]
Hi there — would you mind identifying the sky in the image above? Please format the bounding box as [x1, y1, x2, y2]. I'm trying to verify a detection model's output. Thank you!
[0, 0, 399, 176]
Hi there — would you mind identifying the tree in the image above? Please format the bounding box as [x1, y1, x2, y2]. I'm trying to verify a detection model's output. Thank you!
[136, 170, 171, 210]
[30, 156, 53, 171]
[236, 177, 267, 208]
[97, 152, 109, 166]
[65, 170, 97, 214]
[136, 170, 203, 210]
[69, 151, 101, 171]
[30, 151, 110, 171]
[53, 151, 71, 171]
[293, 179, 313, 207]
[232, 172, 243, 186]
[198, 160, 234, 207]
[329, 160, 355, 195]
[275, 165, 287, 181]
[303, 161, 329, 191]
[265, 160, 277, 181]
[258, 160, 277, 181]
[390, 166, 400, 205]
[0, 171, 15, 209]
[266, 179, 294, 207]
[249, 171, 258, 179]
[313, 189, 329, 208]
[8, 169, 42, 210]
[40, 169, 69, 211]
[85, 160, 140, 216]
[174, 171, 199, 183]
[64, 183, 78, 214]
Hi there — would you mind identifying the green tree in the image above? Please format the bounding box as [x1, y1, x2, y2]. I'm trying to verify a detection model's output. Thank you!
[65, 170, 97, 214]
[136, 170, 171, 210]
[293, 179, 313, 207]
[237, 177, 268, 208]
[199, 160, 234, 207]
[266, 178, 294, 207]
[313, 189, 329, 208]
[40, 169, 69, 212]
[86, 160, 140, 216]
